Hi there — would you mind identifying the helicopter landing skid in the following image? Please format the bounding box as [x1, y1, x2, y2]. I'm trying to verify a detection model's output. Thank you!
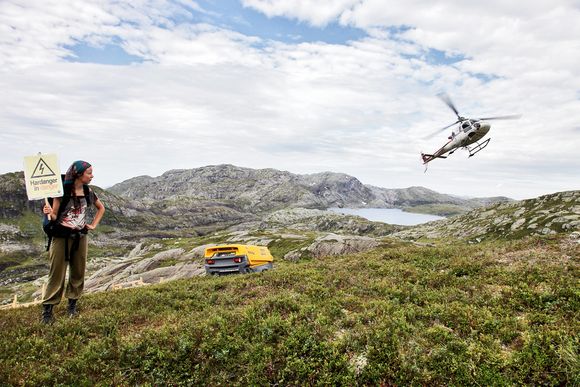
[467, 138, 491, 158]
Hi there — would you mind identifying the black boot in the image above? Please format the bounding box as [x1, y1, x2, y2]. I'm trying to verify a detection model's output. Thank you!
[67, 298, 78, 317]
[41, 304, 54, 324]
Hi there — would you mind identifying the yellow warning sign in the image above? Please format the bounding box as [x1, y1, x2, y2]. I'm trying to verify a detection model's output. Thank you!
[23, 153, 63, 200]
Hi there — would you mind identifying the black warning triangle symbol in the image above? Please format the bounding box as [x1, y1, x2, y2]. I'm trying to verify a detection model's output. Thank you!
[31, 157, 57, 178]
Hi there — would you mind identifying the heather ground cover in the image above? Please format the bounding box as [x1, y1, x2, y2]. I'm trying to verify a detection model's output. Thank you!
[0, 235, 578, 385]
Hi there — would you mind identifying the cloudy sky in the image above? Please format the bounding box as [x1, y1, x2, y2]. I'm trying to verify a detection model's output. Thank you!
[1, 0, 579, 200]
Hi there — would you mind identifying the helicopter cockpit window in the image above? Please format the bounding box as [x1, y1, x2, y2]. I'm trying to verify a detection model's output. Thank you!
[461, 121, 471, 131]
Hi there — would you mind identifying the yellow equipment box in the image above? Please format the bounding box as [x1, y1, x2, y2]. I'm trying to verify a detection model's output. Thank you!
[204, 244, 273, 275]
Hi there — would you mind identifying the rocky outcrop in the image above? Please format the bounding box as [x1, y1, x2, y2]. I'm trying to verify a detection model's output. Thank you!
[394, 190, 580, 241]
[258, 208, 402, 236]
[284, 233, 380, 261]
[0, 172, 37, 218]
[0, 224, 22, 244]
[85, 248, 205, 293]
[84, 229, 384, 293]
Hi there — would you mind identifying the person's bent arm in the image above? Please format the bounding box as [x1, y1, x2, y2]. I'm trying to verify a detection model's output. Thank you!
[86, 198, 105, 230]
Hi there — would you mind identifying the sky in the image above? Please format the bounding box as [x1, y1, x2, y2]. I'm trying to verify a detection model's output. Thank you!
[1, 0, 579, 200]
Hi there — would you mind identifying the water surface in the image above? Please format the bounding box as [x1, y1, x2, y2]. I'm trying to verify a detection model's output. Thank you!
[328, 207, 445, 226]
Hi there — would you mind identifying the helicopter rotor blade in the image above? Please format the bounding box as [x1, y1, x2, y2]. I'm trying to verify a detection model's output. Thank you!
[477, 114, 522, 121]
[437, 92, 461, 118]
[423, 120, 460, 139]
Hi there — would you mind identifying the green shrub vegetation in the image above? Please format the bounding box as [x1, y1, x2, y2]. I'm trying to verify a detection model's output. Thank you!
[403, 204, 467, 217]
[0, 236, 578, 385]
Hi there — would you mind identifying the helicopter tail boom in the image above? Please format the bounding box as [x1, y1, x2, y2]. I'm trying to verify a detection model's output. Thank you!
[421, 152, 447, 164]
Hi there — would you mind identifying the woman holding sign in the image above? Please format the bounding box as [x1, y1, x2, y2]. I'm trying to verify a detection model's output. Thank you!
[41, 160, 105, 324]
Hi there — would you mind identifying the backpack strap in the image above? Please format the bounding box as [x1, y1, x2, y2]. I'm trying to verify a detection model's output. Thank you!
[59, 184, 73, 215]
[83, 184, 91, 206]
[58, 184, 91, 211]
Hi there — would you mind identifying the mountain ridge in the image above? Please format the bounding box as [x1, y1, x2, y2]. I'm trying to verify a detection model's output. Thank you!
[0, 165, 513, 224]
[107, 164, 511, 215]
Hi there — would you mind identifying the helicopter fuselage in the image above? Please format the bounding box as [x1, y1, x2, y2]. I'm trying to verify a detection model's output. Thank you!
[445, 120, 490, 150]
[422, 120, 491, 164]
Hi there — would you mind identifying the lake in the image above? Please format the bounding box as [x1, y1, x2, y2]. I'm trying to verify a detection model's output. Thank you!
[328, 207, 445, 226]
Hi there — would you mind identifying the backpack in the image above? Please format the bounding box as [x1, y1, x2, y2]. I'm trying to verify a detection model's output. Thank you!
[43, 174, 92, 251]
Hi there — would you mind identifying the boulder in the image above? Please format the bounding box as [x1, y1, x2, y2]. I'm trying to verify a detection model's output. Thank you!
[285, 233, 380, 260]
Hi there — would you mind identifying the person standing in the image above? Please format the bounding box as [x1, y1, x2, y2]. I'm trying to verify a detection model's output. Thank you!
[41, 160, 105, 324]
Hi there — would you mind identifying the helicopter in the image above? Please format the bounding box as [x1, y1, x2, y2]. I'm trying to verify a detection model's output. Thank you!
[421, 93, 520, 170]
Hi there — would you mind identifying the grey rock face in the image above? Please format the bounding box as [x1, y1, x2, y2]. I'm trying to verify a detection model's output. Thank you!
[107, 164, 505, 216]
[284, 233, 380, 260]
[258, 208, 401, 236]
[85, 248, 204, 293]
[394, 190, 580, 241]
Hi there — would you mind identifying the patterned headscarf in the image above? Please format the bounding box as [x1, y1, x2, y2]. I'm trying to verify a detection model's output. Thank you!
[64, 160, 91, 185]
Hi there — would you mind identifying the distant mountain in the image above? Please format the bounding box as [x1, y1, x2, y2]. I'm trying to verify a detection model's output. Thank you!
[0, 164, 515, 241]
[108, 166, 370, 213]
[108, 164, 510, 215]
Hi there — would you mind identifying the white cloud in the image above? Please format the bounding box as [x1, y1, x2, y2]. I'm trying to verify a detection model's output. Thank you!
[242, 0, 361, 27]
[0, 0, 578, 199]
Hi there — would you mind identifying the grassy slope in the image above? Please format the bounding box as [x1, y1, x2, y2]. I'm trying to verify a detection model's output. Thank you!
[403, 203, 467, 217]
[0, 236, 578, 385]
